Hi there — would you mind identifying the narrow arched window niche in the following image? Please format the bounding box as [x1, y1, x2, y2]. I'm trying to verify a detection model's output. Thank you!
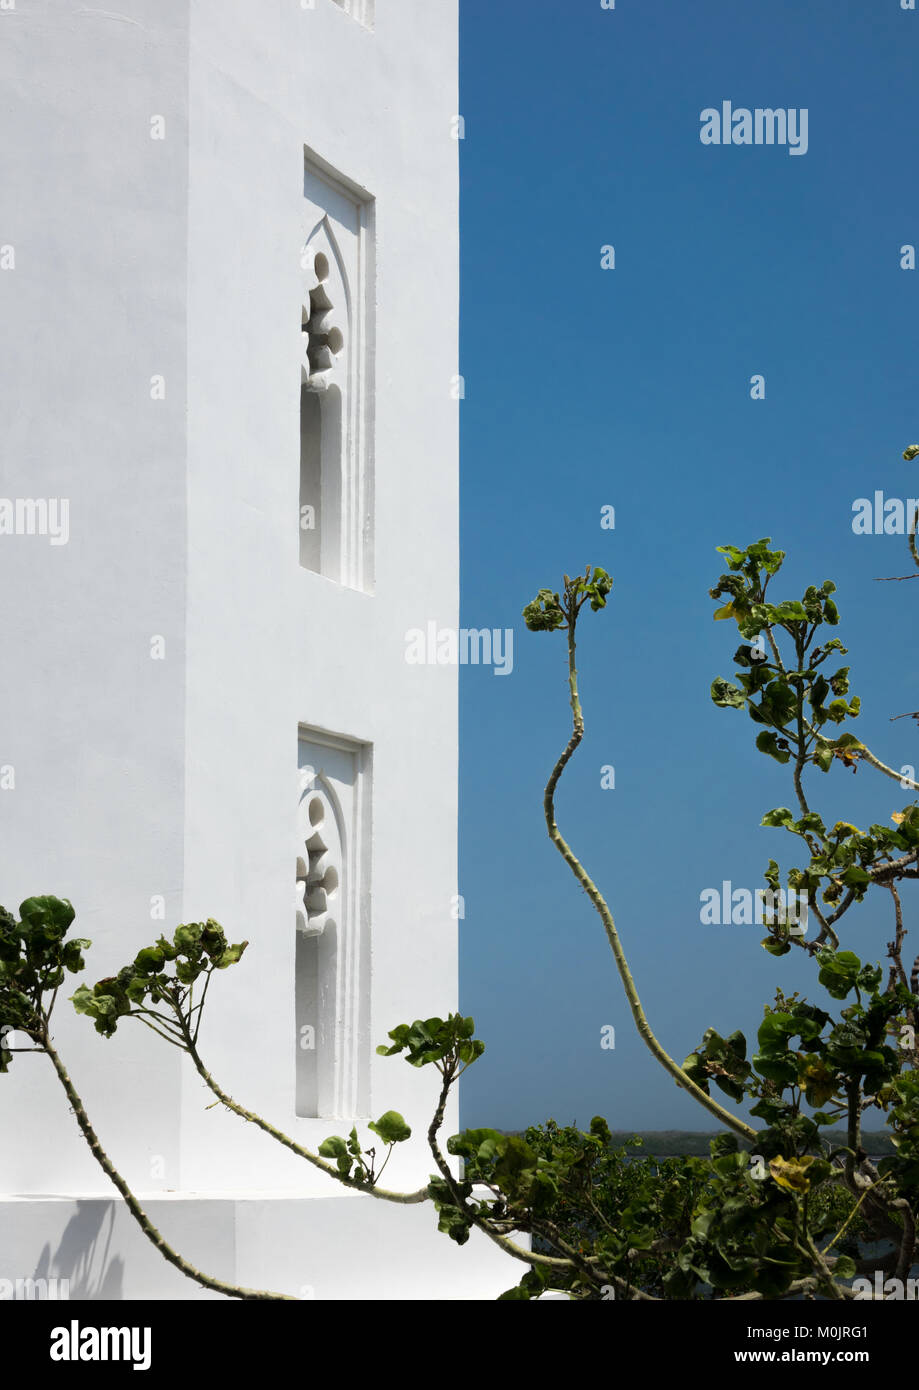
[300, 158, 374, 593]
[296, 731, 371, 1120]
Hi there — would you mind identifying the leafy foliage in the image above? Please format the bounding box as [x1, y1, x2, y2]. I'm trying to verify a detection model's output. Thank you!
[318, 1111, 412, 1185]
[523, 566, 612, 633]
[9, 447, 919, 1301]
[0, 896, 89, 1069]
[71, 919, 247, 1040]
[408, 509, 919, 1298]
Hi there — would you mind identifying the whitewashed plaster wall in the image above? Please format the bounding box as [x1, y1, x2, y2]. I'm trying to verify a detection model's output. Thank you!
[0, 0, 190, 1197]
[0, 0, 510, 1298]
[180, 0, 462, 1196]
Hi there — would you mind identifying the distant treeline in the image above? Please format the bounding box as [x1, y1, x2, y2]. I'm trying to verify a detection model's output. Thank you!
[612, 1130, 895, 1157]
[503, 1127, 895, 1157]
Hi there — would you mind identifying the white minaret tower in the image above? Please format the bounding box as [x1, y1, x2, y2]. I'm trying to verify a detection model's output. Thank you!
[0, 0, 512, 1299]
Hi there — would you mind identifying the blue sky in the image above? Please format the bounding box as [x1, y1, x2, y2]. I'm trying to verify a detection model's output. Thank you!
[457, 0, 919, 1131]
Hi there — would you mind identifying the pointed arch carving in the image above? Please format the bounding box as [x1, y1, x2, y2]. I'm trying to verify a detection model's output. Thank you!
[296, 775, 344, 938]
[301, 217, 349, 393]
[296, 733, 370, 1120]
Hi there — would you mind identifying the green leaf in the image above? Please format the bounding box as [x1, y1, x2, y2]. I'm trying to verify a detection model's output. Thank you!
[711, 678, 746, 709]
[318, 1135, 349, 1160]
[61, 938, 91, 972]
[756, 731, 791, 764]
[587, 567, 613, 611]
[134, 947, 165, 975]
[522, 590, 565, 633]
[817, 950, 862, 1000]
[810, 676, 829, 709]
[589, 1115, 611, 1145]
[19, 896, 76, 937]
[174, 924, 204, 952]
[714, 1074, 745, 1102]
[494, 1136, 537, 1190]
[769, 601, 808, 623]
[753, 1050, 799, 1087]
[813, 743, 834, 773]
[681, 1052, 710, 1095]
[70, 984, 96, 1017]
[368, 1110, 411, 1145]
[759, 680, 798, 725]
[215, 941, 248, 969]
